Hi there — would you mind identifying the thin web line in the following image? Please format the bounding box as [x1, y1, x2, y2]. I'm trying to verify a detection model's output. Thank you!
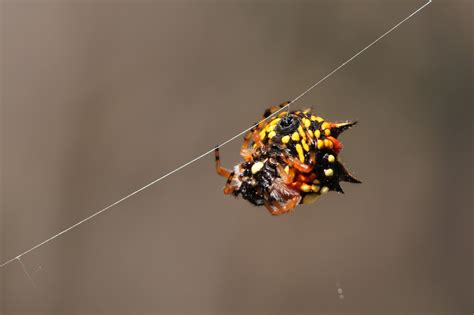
[287, 0, 431, 113]
[17, 257, 37, 288]
[0, 0, 431, 269]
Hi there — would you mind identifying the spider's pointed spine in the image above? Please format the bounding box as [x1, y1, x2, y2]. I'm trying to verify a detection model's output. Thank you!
[332, 181, 345, 194]
[334, 161, 360, 184]
[332, 121, 358, 138]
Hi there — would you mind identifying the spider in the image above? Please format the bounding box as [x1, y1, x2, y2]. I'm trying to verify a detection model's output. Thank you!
[215, 101, 361, 215]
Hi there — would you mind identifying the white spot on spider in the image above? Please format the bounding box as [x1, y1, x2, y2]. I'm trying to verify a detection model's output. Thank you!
[321, 186, 329, 194]
[231, 165, 243, 188]
[324, 168, 334, 177]
[251, 161, 264, 174]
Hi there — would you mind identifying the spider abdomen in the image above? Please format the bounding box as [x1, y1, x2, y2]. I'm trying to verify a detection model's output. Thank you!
[215, 102, 360, 215]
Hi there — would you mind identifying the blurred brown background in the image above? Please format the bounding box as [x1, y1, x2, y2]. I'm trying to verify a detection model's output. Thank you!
[1, 1, 472, 314]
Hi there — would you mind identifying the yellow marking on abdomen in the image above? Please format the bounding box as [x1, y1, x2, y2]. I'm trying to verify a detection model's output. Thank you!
[291, 132, 300, 142]
[300, 184, 311, 193]
[298, 126, 306, 139]
[303, 118, 311, 128]
[317, 139, 324, 149]
[295, 144, 305, 163]
[301, 139, 309, 152]
[269, 118, 280, 126]
[266, 124, 276, 132]
[324, 139, 333, 149]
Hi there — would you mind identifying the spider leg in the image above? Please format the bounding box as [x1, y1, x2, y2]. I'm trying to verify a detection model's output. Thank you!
[276, 164, 295, 184]
[259, 101, 291, 127]
[305, 129, 316, 146]
[282, 152, 316, 173]
[264, 196, 300, 216]
[214, 147, 232, 178]
[240, 130, 255, 161]
[252, 129, 264, 147]
[240, 101, 290, 160]
[295, 172, 317, 183]
[239, 124, 267, 160]
[223, 170, 237, 194]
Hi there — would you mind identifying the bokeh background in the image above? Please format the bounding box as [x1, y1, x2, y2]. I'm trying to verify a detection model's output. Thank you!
[1, 1, 472, 314]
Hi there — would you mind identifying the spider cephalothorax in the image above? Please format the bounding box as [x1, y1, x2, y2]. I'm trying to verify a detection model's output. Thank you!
[215, 101, 361, 215]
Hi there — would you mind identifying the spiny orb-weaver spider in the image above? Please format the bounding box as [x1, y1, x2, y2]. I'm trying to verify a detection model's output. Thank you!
[215, 101, 361, 215]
